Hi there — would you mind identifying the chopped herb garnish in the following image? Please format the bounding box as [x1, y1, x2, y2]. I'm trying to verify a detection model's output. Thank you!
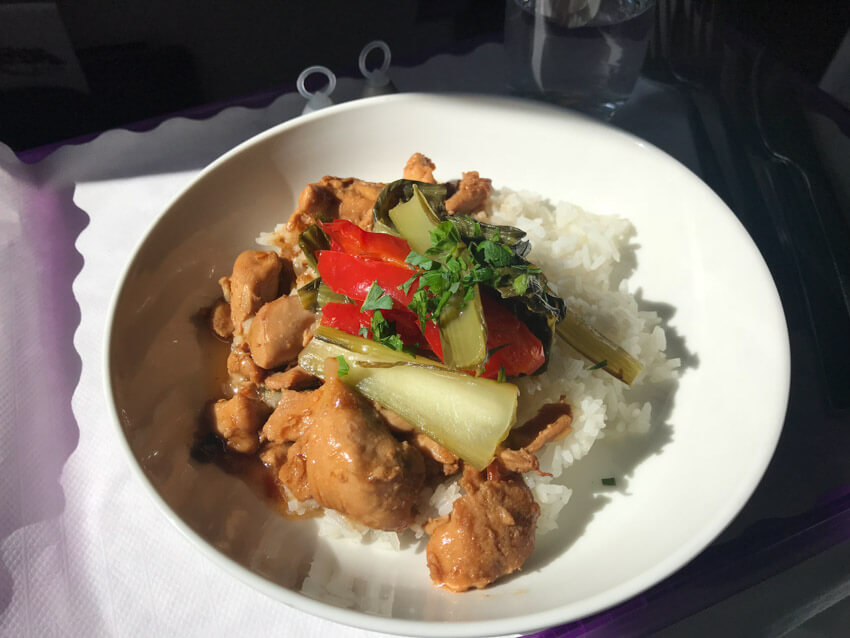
[398, 272, 419, 294]
[425, 221, 462, 258]
[488, 343, 509, 357]
[601, 477, 616, 486]
[361, 281, 394, 312]
[358, 326, 369, 339]
[588, 359, 608, 371]
[409, 289, 430, 330]
[513, 273, 529, 295]
[405, 251, 435, 270]
[335, 355, 349, 376]
[497, 365, 507, 383]
[370, 310, 405, 352]
[476, 239, 514, 268]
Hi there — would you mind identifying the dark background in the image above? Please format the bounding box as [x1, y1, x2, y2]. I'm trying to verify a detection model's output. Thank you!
[1, 0, 848, 153]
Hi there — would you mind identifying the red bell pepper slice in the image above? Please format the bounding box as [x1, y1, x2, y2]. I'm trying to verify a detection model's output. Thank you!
[479, 293, 545, 378]
[321, 219, 411, 267]
[317, 251, 416, 308]
[320, 302, 426, 347]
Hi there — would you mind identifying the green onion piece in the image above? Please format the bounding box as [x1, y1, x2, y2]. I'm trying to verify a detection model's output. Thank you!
[296, 278, 321, 310]
[296, 279, 348, 311]
[556, 309, 643, 386]
[297, 224, 331, 269]
[602, 477, 616, 486]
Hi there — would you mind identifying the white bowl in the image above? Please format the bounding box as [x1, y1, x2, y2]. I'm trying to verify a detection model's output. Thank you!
[106, 94, 790, 637]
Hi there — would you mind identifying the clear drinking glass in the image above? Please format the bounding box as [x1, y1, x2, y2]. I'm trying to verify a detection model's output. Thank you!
[505, 0, 657, 119]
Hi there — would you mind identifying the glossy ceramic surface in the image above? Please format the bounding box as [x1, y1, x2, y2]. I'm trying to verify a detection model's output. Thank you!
[106, 94, 790, 636]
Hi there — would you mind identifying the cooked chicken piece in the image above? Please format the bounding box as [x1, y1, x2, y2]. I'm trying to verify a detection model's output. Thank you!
[210, 299, 234, 339]
[496, 401, 572, 474]
[280, 437, 311, 501]
[211, 393, 272, 454]
[246, 295, 316, 369]
[375, 404, 459, 476]
[259, 442, 291, 473]
[218, 276, 231, 303]
[293, 377, 425, 531]
[496, 447, 540, 474]
[278, 176, 384, 258]
[262, 389, 317, 443]
[403, 152, 437, 183]
[506, 401, 572, 454]
[445, 171, 493, 215]
[229, 250, 285, 331]
[227, 342, 265, 386]
[375, 404, 415, 433]
[425, 464, 539, 592]
[410, 432, 460, 476]
[263, 366, 320, 391]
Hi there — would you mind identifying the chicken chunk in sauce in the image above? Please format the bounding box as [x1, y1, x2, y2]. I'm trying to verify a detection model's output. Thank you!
[445, 171, 493, 215]
[211, 392, 272, 454]
[226, 250, 286, 331]
[276, 176, 384, 260]
[280, 377, 425, 531]
[402, 152, 437, 183]
[425, 464, 539, 592]
[246, 295, 317, 369]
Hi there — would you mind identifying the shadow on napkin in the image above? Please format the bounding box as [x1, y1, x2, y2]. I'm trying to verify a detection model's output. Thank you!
[0, 176, 86, 616]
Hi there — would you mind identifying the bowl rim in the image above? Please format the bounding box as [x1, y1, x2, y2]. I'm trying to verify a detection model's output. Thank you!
[103, 92, 791, 637]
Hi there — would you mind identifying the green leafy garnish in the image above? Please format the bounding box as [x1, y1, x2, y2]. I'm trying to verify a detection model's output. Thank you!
[474, 239, 514, 268]
[497, 365, 507, 383]
[588, 359, 608, 371]
[405, 251, 434, 270]
[425, 221, 462, 258]
[361, 281, 394, 312]
[513, 273, 529, 295]
[371, 310, 405, 352]
[601, 477, 616, 486]
[335, 355, 349, 376]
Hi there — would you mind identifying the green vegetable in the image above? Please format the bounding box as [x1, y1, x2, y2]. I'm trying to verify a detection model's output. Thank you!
[370, 310, 406, 352]
[297, 223, 331, 268]
[373, 179, 448, 230]
[361, 281, 394, 312]
[371, 179, 644, 385]
[296, 279, 349, 311]
[601, 477, 617, 486]
[335, 355, 349, 376]
[387, 185, 488, 371]
[557, 309, 643, 385]
[298, 326, 518, 469]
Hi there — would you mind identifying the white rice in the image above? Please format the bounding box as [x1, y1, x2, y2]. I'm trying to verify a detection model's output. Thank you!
[260, 188, 679, 548]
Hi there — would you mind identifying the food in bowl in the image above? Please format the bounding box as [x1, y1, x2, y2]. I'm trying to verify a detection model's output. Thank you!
[195, 153, 678, 592]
